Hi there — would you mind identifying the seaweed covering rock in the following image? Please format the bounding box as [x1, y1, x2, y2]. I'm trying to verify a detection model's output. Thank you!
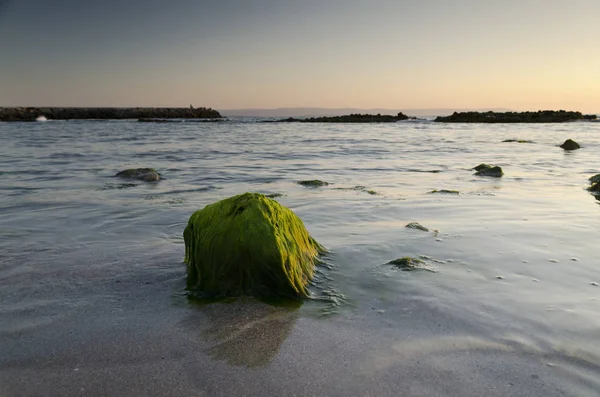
[115, 168, 161, 182]
[559, 139, 580, 151]
[183, 193, 325, 298]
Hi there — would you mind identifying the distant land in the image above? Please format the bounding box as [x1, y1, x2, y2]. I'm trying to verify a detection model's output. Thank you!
[219, 107, 512, 118]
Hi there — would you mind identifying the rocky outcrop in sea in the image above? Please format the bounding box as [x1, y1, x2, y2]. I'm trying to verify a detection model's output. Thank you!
[0, 107, 222, 121]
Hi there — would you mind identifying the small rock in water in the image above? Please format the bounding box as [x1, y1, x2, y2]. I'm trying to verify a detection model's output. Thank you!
[297, 179, 329, 188]
[522, 260, 529, 263]
[549, 259, 559, 263]
[473, 164, 504, 177]
[591, 282, 599, 287]
[265, 193, 284, 198]
[387, 257, 433, 272]
[589, 174, 600, 185]
[532, 279, 539, 282]
[405, 222, 429, 232]
[115, 168, 161, 182]
[559, 139, 580, 151]
[570, 258, 579, 262]
[496, 276, 504, 280]
[502, 139, 534, 143]
[428, 189, 460, 195]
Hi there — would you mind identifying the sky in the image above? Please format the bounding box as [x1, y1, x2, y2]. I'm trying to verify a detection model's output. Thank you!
[0, 0, 599, 112]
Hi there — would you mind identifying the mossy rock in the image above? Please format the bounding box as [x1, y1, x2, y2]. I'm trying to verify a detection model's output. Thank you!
[589, 182, 600, 193]
[589, 174, 600, 184]
[297, 180, 329, 188]
[428, 189, 459, 195]
[183, 193, 325, 298]
[387, 257, 426, 271]
[405, 222, 429, 232]
[473, 164, 503, 177]
[560, 139, 580, 150]
[115, 168, 160, 182]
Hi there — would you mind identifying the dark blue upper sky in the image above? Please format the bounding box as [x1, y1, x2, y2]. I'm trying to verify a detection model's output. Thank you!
[1, 0, 599, 111]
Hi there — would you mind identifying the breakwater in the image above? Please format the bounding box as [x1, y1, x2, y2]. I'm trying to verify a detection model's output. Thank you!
[435, 110, 597, 123]
[0, 107, 222, 121]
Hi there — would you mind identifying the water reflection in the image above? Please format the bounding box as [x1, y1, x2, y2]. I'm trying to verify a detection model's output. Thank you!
[186, 298, 300, 368]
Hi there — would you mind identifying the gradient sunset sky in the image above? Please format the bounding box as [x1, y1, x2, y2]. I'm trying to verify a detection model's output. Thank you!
[0, 0, 598, 112]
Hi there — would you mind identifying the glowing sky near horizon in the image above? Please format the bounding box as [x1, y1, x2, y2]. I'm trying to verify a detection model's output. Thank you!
[0, 0, 599, 112]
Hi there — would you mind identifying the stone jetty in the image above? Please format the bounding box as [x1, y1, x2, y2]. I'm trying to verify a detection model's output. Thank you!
[0, 107, 222, 121]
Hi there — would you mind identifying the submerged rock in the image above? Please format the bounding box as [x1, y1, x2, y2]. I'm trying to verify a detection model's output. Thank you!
[183, 193, 325, 298]
[560, 139, 580, 150]
[405, 222, 429, 232]
[297, 180, 329, 188]
[428, 189, 460, 195]
[502, 139, 534, 143]
[473, 164, 504, 177]
[115, 168, 161, 182]
[334, 185, 378, 195]
[264, 193, 284, 198]
[387, 257, 430, 271]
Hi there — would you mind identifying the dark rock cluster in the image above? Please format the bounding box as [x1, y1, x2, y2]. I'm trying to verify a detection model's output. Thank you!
[0, 107, 222, 121]
[280, 113, 410, 123]
[435, 110, 596, 123]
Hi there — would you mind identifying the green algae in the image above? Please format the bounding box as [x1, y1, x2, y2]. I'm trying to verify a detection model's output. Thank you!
[428, 189, 460, 195]
[297, 180, 329, 188]
[183, 193, 326, 299]
[405, 222, 429, 232]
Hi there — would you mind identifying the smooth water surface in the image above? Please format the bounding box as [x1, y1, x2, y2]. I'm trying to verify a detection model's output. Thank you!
[1, 119, 599, 396]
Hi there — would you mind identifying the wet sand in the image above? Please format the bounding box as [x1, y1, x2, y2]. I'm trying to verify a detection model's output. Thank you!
[2, 266, 599, 397]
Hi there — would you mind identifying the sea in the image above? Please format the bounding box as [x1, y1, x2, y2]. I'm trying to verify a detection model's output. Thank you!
[1, 118, 599, 396]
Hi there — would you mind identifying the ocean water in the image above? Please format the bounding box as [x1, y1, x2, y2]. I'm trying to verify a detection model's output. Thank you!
[1, 119, 599, 396]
